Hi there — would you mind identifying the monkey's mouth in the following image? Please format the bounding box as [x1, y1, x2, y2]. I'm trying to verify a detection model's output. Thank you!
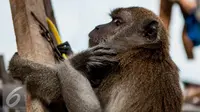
[89, 37, 99, 47]
[88, 32, 101, 47]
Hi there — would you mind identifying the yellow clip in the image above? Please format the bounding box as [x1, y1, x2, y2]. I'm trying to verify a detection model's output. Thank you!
[46, 18, 67, 59]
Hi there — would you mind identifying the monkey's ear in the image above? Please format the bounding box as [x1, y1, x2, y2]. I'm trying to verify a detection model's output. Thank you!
[143, 20, 158, 41]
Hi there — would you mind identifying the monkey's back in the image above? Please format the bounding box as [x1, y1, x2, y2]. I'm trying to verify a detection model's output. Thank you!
[97, 53, 182, 112]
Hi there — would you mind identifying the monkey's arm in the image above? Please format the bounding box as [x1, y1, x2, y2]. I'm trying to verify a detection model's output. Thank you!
[56, 45, 117, 112]
[8, 45, 117, 109]
[57, 60, 102, 112]
[8, 53, 61, 103]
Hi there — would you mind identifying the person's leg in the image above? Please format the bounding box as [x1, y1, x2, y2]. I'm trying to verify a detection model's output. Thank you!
[182, 25, 194, 59]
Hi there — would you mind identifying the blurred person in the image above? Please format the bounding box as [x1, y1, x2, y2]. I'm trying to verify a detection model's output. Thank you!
[160, 0, 200, 107]
[160, 0, 200, 59]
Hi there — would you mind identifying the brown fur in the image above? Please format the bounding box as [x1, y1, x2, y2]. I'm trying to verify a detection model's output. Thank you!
[90, 7, 183, 112]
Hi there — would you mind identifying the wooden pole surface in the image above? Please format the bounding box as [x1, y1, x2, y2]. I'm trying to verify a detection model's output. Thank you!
[43, 0, 59, 30]
[9, 0, 56, 111]
[43, 0, 60, 45]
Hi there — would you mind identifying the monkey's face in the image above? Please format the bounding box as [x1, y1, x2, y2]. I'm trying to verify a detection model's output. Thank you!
[89, 7, 168, 49]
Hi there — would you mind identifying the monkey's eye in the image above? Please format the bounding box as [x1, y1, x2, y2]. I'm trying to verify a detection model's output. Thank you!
[113, 18, 122, 26]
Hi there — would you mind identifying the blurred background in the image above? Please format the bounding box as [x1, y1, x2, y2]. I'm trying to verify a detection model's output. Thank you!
[1, 0, 200, 84]
[1, 0, 200, 111]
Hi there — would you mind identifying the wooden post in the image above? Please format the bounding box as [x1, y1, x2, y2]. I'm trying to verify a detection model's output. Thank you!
[43, 0, 60, 45]
[9, 0, 56, 111]
[43, 0, 59, 30]
[0, 55, 13, 84]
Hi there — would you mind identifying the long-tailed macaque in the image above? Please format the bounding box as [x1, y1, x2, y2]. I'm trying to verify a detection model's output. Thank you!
[9, 7, 182, 112]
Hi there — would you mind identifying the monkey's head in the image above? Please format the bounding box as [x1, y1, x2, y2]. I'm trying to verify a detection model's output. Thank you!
[89, 7, 169, 54]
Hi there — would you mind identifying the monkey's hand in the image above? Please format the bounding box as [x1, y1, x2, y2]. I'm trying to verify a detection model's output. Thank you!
[57, 41, 73, 56]
[8, 53, 29, 82]
[70, 45, 118, 71]
[70, 45, 118, 87]
[8, 53, 61, 103]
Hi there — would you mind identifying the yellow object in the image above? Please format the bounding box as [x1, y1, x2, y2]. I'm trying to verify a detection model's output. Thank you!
[46, 18, 67, 58]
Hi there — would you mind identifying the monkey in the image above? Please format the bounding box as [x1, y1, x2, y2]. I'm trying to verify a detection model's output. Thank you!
[8, 7, 183, 112]
[9, 44, 118, 111]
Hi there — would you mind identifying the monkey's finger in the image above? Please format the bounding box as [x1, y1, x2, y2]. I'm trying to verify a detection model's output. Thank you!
[87, 61, 104, 67]
[89, 56, 118, 64]
[93, 49, 117, 56]
[87, 60, 118, 71]
[86, 61, 106, 72]
[9, 52, 24, 67]
[92, 45, 111, 51]
[8, 53, 30, 81]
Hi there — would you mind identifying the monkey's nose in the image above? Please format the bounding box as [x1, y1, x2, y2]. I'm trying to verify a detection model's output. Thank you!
[95, 25, 104, 30]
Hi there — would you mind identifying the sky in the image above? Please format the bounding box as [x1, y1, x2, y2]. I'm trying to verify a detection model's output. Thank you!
[0, 0, 200, 84]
